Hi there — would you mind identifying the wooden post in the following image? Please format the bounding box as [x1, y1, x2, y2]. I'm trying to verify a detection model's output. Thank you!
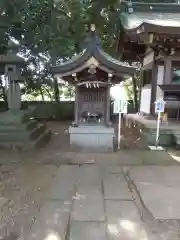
[150, 62, 158, 115]
[138, 69, 143, 113]
[163, 58, 172, 120]
[132, 75, 138, 112]
[163, 57, 172, 85]
[74, 86, 79, 126]
[106, 86, 111, 125]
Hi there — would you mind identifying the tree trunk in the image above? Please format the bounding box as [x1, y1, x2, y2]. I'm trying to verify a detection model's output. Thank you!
[39, 87, 45, 102]
[132, 76, 138, 112]
[45, 87, 53, 101]
[53, 77, 60, 103]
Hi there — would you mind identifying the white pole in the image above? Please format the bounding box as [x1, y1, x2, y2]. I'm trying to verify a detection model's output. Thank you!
[156, 112, 161, 147]
[118, 112, 122, 149]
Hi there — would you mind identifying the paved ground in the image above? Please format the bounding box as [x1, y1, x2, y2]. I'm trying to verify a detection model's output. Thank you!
[0, 150, 180, 240]
[0, 122, 180, 239]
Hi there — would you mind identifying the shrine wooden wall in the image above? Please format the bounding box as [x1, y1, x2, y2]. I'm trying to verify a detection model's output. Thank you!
[79, 87, 106, 117]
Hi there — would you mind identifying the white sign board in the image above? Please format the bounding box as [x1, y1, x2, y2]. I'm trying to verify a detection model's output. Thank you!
[155, 100, 165, 113]
[113, 100, 128, 114]
[140, 85, 151, 114]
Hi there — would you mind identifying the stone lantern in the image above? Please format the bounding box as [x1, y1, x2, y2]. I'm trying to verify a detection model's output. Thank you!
[2, 40, 26, 111]
[0, 40, 51, 150]
[0, 40, 26, 123]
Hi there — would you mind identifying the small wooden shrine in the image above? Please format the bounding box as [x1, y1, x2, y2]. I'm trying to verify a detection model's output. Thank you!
[120, 1, 180, 118]
[51, 25, 136, 152]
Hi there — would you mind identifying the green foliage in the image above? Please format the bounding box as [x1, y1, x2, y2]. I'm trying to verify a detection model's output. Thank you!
[0, 0, 124, 100]
[124, 79, 134, 101]
[124, 71, 140, 102]
[0, 0, 179, 58]
[0, 0, 177, 101]
[131, 0, 178, 2]
[63, 85, 75, 100]
[0, 0, 122, 56]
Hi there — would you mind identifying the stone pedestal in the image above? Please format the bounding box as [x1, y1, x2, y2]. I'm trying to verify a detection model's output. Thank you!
[69, 125, 114, 152]
[140, 128, 174, 146]
[0, 109, 51, 151]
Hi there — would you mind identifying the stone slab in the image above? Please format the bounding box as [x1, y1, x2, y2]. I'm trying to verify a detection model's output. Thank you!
[141, 152, 176, 165]
[76, 165, 102, 186]
[0, 197, 8, 209]
[136, 184, 180, 220]
[71, 186, 105, 221]
[47, 179, 76, 201]
[95, 152, 143, 165]
[103, 174, 132, 200]
[99, 165, 122, 175]
[70, 222, 107, 240]
[130, 166, 180, 187]
[53, 165, 79, 183]
[115, 151, 175, 165]
[26, 200, 71, 240]
[47, 165, 78, 201]
[130, 166, 180, 219]
[106, 200, 148, 240]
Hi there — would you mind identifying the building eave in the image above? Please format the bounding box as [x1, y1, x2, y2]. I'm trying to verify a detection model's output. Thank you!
[50, 29, 136, 79]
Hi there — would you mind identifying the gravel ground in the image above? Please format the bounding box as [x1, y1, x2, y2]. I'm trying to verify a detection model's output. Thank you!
[0, 164, 57, 239]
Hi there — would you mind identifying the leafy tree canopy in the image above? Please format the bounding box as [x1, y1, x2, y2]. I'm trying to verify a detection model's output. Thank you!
[1, 0, 179, 55]
[0, 0, 123, 58]
[0, 0, 178, 102]
[0, 0, 178, 60]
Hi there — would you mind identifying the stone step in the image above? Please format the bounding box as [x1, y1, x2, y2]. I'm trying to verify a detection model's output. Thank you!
[172, 132, 180, 137]
[140, 131, 174, 146]
[0, 124, 45, 142]
[173, 134, 180, 146]
[0, 130, 51, 151]
[29, 124, 46, 140]
[143, 128, 173, 134]
[0, 120, 37, 132]
[34, 129, 51, 149]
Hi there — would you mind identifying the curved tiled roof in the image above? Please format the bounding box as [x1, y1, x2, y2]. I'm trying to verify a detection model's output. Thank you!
[120, 1, 180, 34]
[50, 30, 136, 77]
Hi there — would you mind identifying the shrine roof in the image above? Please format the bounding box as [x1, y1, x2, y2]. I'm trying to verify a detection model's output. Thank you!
[159, 84, 180, 92]
[120, 1, 180, 35]
[50, 29, 136, 79]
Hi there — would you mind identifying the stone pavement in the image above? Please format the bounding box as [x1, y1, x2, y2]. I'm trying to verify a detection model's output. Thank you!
[0, 150, 180, 239]
[19, 151, 180, 240]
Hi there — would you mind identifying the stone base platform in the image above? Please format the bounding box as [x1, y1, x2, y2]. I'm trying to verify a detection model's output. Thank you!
[125, 114, 180, 147]
[0, 110, 51, 151]
[69, 125, 115, 152]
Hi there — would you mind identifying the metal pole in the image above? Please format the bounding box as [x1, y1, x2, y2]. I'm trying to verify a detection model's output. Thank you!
[118, 112, 121, 149]
[156, 112, 161, 147]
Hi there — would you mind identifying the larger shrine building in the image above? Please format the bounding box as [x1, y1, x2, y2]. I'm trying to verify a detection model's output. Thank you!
[120, 1, 180, 117]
